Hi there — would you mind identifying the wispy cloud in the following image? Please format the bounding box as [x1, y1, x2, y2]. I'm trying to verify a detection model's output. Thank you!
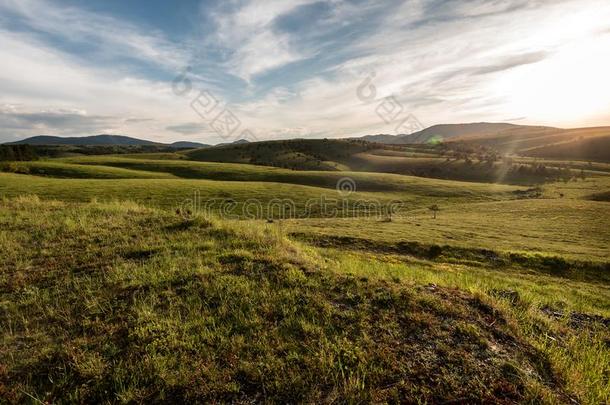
[203, 0, 322, 81]
[1, 0, 609, 143]
[0, 0, 191, 71]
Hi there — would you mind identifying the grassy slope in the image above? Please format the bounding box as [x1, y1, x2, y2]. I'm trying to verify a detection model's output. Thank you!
[182, 139, 597, 185]
[452, 126, 610, 161]
[286, 199, 610, 263]
[55, 155, 520, 195]
[0, 158, 526, 219]
[1, 161, 176, 179]
[185, 139, 372, 171]
[524, 135, 610, 162]
[0, 172, 408, 215]
[2, 197, 608, 403]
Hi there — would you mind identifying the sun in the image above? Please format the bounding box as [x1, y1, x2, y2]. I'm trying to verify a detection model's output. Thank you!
[489, 14, 610, 127]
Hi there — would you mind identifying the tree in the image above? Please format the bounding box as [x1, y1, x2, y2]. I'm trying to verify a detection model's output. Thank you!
[428, 204, 440, 219]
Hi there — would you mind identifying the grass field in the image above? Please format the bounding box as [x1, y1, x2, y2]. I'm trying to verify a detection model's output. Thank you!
[0, 151, 608, 403]
[181, 138, 600, 185]
[286, 199, 610, 263]
[0, 157, 529, 218]
[1, 197, 608, 403]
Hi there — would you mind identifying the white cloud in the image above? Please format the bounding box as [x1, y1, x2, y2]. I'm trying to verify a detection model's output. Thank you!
[0, 0, 191, 70]
[1, 0, 609, 143]
[207, 0, 321, 80]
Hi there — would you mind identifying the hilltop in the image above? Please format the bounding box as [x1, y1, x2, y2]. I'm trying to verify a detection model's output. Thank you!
[357, 123, 610, 161]
[6, 134, 209, 149]
[359, 123, 533, 144]
[7, 122, 610, 162]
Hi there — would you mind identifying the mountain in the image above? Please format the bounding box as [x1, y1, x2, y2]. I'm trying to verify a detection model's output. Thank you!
[400, 123, 530, 143]
[356, 134, 401, 144]
[169, 141, 209, 148]
[8, 134, 159, 146]
[358, 122, 610, 161]
[358, 123, 551, 144]
[215, 139, 251, 147]
[7, 135, 210, 149]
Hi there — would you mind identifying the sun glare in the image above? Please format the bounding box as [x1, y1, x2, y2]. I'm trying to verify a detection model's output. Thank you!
[490, 14, 610, 126]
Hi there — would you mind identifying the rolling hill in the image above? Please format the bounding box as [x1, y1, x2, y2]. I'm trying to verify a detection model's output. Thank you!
[186, 138, 376, 171]
[455, 126, 610, 161]
[183, 138, 590, 185]
[7, 134, 209, 148]
[523, 134, 610, 162]
[357, 123, 610, 161]
[1, 144, 609, 403]
[358, 123, 546, 144]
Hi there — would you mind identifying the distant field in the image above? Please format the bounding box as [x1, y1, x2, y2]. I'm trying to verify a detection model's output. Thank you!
[452, 126, 610, 161]
[181, 138, 595, 185]
[287, 199, 610, 263]
[524, 135, 610, 162]
[53, 156, 523, 196]
[0, 172, 409, 215]
[1, 161, 175, 179]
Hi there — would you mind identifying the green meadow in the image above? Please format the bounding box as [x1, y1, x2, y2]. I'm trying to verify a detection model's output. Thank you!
[0, 149, 608, 403]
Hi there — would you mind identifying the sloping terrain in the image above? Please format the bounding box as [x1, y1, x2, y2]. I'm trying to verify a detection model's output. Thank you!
[288, 198, 610, 263]
[358, 123, 610, 162]
[0, 197, 592, 403]
[0, 152, 608, 403]
[8, 134, 160, 146]
[359, 123, 554, 144]
[184, 139, 591, 184]
[523, 134, 610, 162]
[7, 134, 209, 148]
[451, 126, 610, 160]
[186, 139, 375, 171]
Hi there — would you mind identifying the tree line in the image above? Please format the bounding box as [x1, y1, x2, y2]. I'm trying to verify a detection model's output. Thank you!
[0, 145, 39, 161]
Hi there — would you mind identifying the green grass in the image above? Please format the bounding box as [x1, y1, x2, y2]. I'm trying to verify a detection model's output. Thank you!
[0, 151, 608, 403]
[2, 197, 608, 403]
[181, 138, 595, 185]
[0, 156, 529, 220]
[56, 155, 523, 195]
[1, 161, 175, 179]
[0, 172, 402, 215]
[286, 198, 610, 262]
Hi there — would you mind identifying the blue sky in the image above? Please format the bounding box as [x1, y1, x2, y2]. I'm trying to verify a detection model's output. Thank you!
[1, 0, 609, 144]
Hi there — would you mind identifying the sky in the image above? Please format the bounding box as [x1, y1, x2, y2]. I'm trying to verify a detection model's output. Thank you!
[1, 0, 610, 144]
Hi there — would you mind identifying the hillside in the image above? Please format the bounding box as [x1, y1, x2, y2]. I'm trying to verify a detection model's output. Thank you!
[183, 138, 590, 185]
[7, 135, 209, 149]
[514, 133, 610, 162]
[401, 123, 531, 143]
[2, 196, 607, 403]
[186, 139, 376, 171]
[0, 150, 608, 403]
[452, 126, 610, 160]
[357, 123, 610, 162]
[358, 123, 545, 144]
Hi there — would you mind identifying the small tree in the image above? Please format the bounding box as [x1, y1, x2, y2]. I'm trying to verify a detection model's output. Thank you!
[428, 204, 440, 219]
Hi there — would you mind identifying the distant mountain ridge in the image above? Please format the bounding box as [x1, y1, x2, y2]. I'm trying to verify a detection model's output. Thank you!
[357, 123, 557, 144]
[7, 122, 610, 161]
[6, 134, 210, 148]
[355, 122, 610, 161]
